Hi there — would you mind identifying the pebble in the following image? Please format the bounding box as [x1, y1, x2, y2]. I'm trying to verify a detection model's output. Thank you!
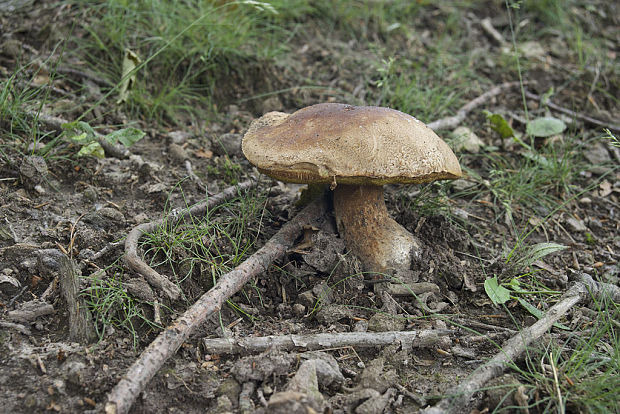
[168, 143, 189, 163]
[212, 133, 242, 157]
[292, 303, 306, 316]
[451, 126, 484, 153]
[565, 217, 587, 232]
[36, 248, 64, 276]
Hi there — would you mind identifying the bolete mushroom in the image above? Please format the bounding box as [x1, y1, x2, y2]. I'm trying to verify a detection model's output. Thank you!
[242, 103, 461, 273]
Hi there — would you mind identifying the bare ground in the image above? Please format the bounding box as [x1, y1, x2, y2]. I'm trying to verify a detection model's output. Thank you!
[1, 1, 619, 413]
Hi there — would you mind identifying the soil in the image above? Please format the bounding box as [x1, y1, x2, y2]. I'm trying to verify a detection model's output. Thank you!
[1, 2, 619, 414]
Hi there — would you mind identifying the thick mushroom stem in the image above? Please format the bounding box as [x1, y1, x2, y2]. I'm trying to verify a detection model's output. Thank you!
[332, 184, 419, 274]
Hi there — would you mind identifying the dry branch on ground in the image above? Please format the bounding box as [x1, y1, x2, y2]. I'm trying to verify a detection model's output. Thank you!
[105, 197, 328, 414]
[105, 82, 564, 414]
[124, 180, 254, 300]
[422, 273, 618, 414]
[201, 329, 452, 354]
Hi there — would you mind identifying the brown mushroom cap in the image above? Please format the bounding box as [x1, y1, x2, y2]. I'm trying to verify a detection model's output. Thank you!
[242, 103, 462, 185]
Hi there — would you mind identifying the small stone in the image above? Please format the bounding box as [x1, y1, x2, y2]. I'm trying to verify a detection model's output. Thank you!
[63, 361, 87, 386]
[84, 207, 125, 230]
[168, 143, 189, 163]
[565, 217, 587, 232]
[212, 133, 242, 157]
[1, 39, 24, 57]
[292, 303, 306, 316]
[168, 130, 192, 145]
[0, 273, 21, 295]
[261, 96, 283, 113]
[216, 378, 241, 406]
[584, 142, 612, 174]
[124, 278, 155, 301]
[296, 290, 315, 308]
[315, 304, 353, 325]
[451, 126, 484, 153]
[83, 187, 98, 202]
[19, 156, 48, 189]
[578, 197, 592, 204]
[367, 312, 406, 332]
[133, 213, 149, 223]
[300, 353, 345, 388]
[353, 319, 368, 332]
[486, 374, 526, 411]
[36, 248, 64, 276]
[303, 231, 346, 273]
[518, 41, 546, 59]
[214, 395, 233, 413]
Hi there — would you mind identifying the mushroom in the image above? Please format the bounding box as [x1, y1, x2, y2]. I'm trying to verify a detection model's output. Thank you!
[242, 103, 461, 274]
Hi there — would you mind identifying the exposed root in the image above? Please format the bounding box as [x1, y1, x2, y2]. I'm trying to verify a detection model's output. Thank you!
[105, 197, 327, 414]
[124, 180, 254, 300]
[421, 273, 618, 414]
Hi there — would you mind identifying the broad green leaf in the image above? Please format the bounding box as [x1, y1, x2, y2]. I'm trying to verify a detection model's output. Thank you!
[76, 141, 105, 158]
[105, 128, 146, 147]
[62, 120, 97, 141]
[69, 132, 90, 144]
[526, 117, 566, 137]
[516, 297, 570, 330]
[484, 110, 514, 139]
[484, 276, 511, 305]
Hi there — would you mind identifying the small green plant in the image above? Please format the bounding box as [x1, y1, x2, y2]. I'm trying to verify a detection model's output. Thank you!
[82, 269, 163, 348]
[58, 120, 145, 158]
[484, 242, 569, 327]
[603, 129, 619, 149]
[206, 156, 243, 185]
[0, 66, 47, 158]
[141, 184, 267, 304]
[515, 295, 619, 413]
[73, 0, 287, 123]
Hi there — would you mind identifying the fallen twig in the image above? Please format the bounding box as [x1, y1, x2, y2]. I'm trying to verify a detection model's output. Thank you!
[427, 81, 525, 131]
[202, 329, 452, 355]
[0, 321, 32, 336]
[7, 300, 55, 323]
[105, 197, 327, 414]
[124, 180, 254, 300]
[524, 90, 620, 133]
[422, 273, 618, 414]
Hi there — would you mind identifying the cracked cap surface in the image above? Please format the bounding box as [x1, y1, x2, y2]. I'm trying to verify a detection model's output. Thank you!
[242, 103, 462, 185]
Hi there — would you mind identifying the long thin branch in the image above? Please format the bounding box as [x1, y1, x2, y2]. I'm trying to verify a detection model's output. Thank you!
[202, 329, 452, 355]
[427, 81, 524, 131]
[524, 90, 620, 133]
[105, 197, 327, 414]
[124, 180, 254, 300]
[422, 273, 618, 414]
